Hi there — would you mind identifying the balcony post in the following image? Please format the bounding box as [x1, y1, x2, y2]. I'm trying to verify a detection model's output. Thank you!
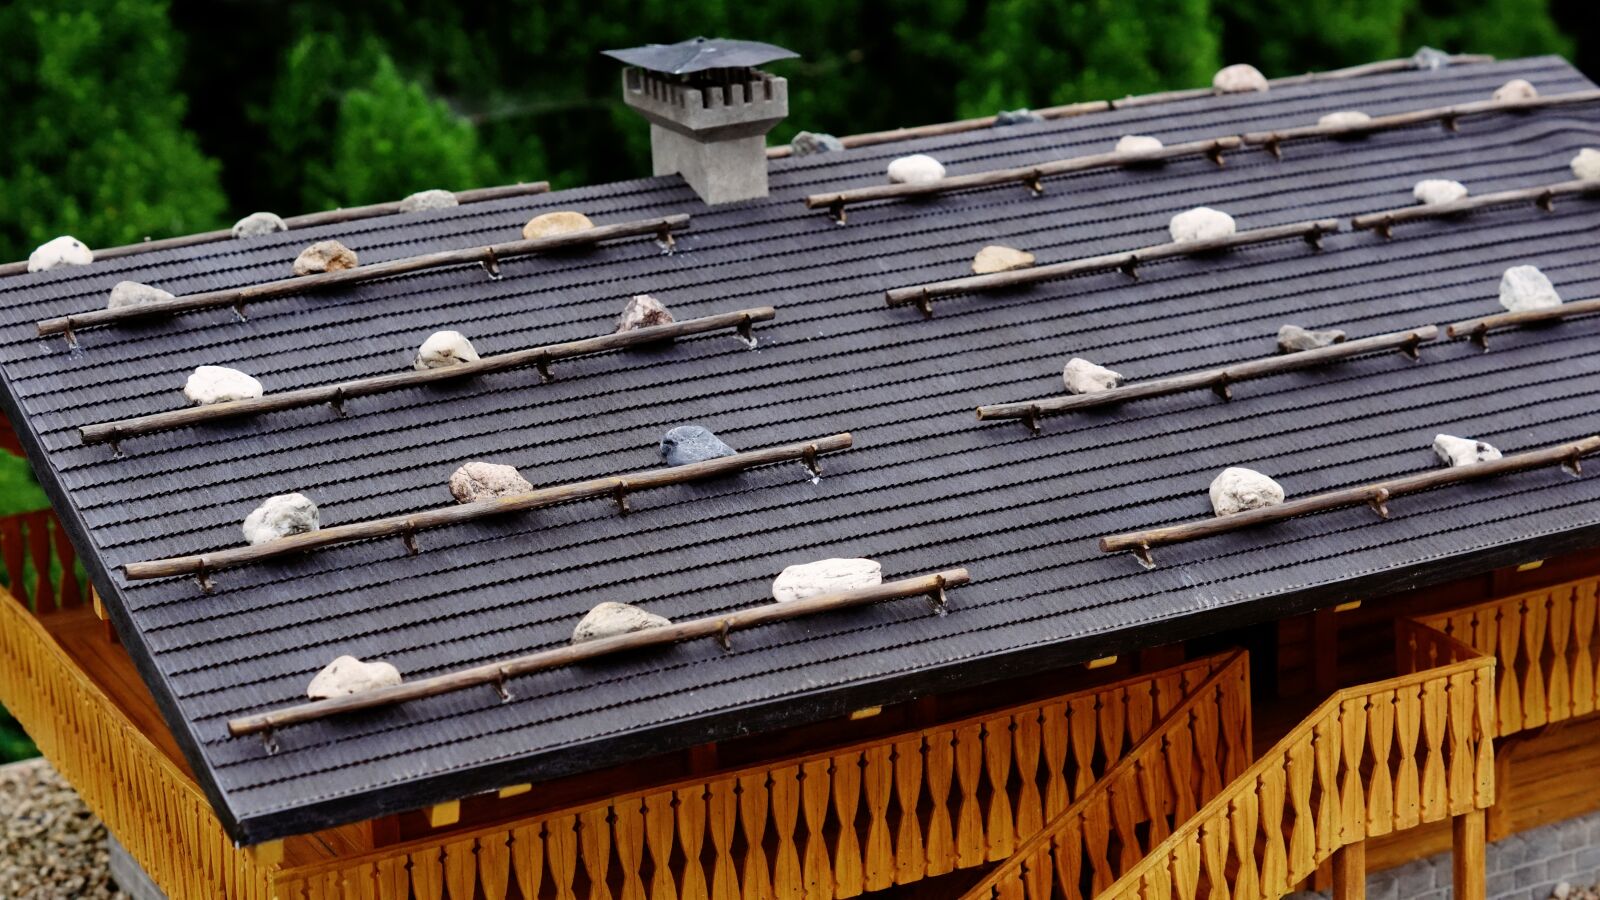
[1452, 808, 1487, 900]
[1332, 840, 1365, 899]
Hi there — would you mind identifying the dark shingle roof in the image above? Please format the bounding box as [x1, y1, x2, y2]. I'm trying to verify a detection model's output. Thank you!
[1, 56, 1597, 842]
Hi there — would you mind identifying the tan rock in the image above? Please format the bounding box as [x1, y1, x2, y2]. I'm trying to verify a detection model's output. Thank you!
[449, 462, 532, 503]
[523, 211, 594, 240]
[1492, 78, 1537, 102]
[398, 189, 458, 213]
[616, 294, 675, 332]
[571, 602, 672, 644]
[972, 245, 1035, 275]
[107, 281, 174, 310]
[292, 240, 358, 275]
[307, 656, 401, 699]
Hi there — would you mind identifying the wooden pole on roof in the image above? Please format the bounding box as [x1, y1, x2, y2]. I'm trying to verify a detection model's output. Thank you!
[1351, 179, 1600, 237]
[1447, 297, 1600, 349]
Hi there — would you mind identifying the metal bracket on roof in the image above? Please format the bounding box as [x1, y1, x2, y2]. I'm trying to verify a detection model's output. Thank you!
[1119, 255, 1140, 280]
[1024, 171, 1045, 196]
[1368, 487, 1392, 519]
[1211, 372, 1233, 401]
[1374, 216, 1395, 240]
[329, 387, 347, 418]
[402, 522, 420, 556]
[1021, 405, 1043, 436]
[1442, 114, 1460, 133]
[1565, 451, 1585, 478]
[1401, 333, 1425, 360]
[1263, 137, 1283, 160]
[60, 318, 78, 350]
[259, 728, 278, 755]
[716, 619, 733, 651]
[482, 247, 502, 281]
[1537, 190, 1557, 213]
[828, 200, 848, 226]
[493, 669, 513, 702]
[736, 314, 755, 346]
[535, 355, 553, 383]
[913, 290, 934, 319]
[1132, 542, 1156, 570]
[657, 225, 677, 253]
[1303, 225, 1326, 250]
[801, 443, 822, 477]
[1468, 322, 1491, 351]
[613, 481, 631, 516]
[924, 574, 950, 613]
[1206, 143, 1228, 167]
[232, 301, 249, 322]
[194, 559, 216, 594]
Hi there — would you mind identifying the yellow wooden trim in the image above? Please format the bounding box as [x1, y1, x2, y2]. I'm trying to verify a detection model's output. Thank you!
[848, 705, 882, 720]
[1516, 559, 1545, 572]
[91, 588, 106, 621]
[1085, 654, 1118, 669]
[247, 840, 283, 868]
[497, 783, 532, 799]
[1335, 599, 1363, 613]
[428, 800, 461, 828]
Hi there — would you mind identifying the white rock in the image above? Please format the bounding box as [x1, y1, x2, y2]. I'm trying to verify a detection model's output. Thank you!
[398, 189, 458, 213]
[231, 212, 287, 238]
[1499, 265, 1562, 313]
[107, 280, 174, 310]
[1413, 179, 1468, 205]
[449, 461, 532, 503]
[1115, 135, 1164, 154]
[1553, 882, 1572, 900]
[1062, 358, 1123, 394]
[1278, 324, 1346, 353]
[1213, 64, 1269, 93]
[1433, 434, 1503, 468]
[772, 558, 882, 603]
[1209, 467, 1285, 517]
[1571, 148, 1600, 181]
[615, 294, 675, 332]
[886, 154, 946, 184]
[1169, 207, 1236, 243]
[183, 365, 263, 405]
[1492, 78, 1537, 102]
[26, 236, 93, 273]
[292, 240, 358, 275]
[414, 330, 480, 370]
[571, 602, 672, 644]
[972, 245, 1035, 275]
[523, 211, 593, 240]
[242, 493, 319, 545]
[306, 656, 401, 699]
[1318, 110, 1371, 128]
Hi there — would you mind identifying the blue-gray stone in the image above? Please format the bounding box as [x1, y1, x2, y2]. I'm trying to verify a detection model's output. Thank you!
[1413, 46, 1451, 70]
[994, 108, 1045, 126]
[790, 131, 844, 156]
[660, 425, 737, 467]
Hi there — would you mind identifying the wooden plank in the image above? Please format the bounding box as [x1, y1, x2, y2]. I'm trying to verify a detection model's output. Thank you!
[1452, 810, 1487, 900]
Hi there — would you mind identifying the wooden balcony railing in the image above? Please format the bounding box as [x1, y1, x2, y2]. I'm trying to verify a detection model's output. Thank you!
[1414, 573, 1600, 737]
[0, 507, 89, 613]
[273, 654, 1241, 900]
[958, 651, 1251, 900]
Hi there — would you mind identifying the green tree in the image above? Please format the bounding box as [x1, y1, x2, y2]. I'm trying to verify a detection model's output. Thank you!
[0, 0, 225, 262]
[1404, 0, 1573, 61]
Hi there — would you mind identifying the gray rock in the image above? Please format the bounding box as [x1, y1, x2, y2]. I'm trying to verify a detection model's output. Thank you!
[1209, 467, 1285, 517]
[772, 558, 883, 602]
[292, 239, 358, 275]
[571, 602, 672, 644]
[1412, 46, 1451, 70]
[183, 365, 263, 405]
[1500, 265, 1563, 313]
[1434, 434, 1502, 467]
[1062, 358, 1123, 394]
[306, 655, 401, 698]
[659, 425, 737, 467]
[449, 462, 532, 503]
[231, 211, 287, 238]
[398, 189, 458, 213]
[1278, 324, 1347, 353]
[414, 330, 480, 370]
[616, 294, 676, 332]
[790, 131, 844, 156]
[26, 236, 93, 273]
[242, 493, 319, 545]
[107, 280, 174, 310]
[1212, 63, 1268, 93]
[994, 108, 1044, 126]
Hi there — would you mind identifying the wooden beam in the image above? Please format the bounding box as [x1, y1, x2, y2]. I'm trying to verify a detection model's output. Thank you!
[1446, 297, 1600, 349]
[1452, 809, 1487, 900]
[885, 218, 1341, 314]
[0, 182, 553, 278]
[225, 567, 971, 737]
[35, 214, 692, 339]
[1332, 840, 1366, 900]
[1352, 179, 1600, 237]
[123, 432, 854, 585]
[426, 801, 460, 828]
[78, 307, 776, 447]
[1100, 436, 1600, 568]
[975, 326, 1436, 431]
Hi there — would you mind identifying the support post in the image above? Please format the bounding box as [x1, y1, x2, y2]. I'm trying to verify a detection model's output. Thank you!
[1453, 808, 1487, 900]
[1332, 840, 1366, 899]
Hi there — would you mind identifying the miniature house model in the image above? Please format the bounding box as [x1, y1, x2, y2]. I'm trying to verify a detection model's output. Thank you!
[4, 38, 1600, 900]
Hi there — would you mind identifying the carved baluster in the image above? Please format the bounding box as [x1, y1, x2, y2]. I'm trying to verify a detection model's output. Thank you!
[1039, 702, 1070, 817]
[1446, 671, 1477, 816]
[954, 723, 987, 868]
[1525, 594, 1550, 727]
[1111, 768, 1144, 872]
[831, 753, 864, 897]
[579, 807, 615, 900]
[614, 799, 648, 900]
[892, 737, 928, 883]
[1193, 690, 1223, 801]
[549, 814, 581, 900]
[707, 780, 739, 900]
[923, 733, 957, 876]
[861, 745, 894, 892]
[1419, 678, 1448, 822]
[1548, 588, 1574, 722]
[1474, 666, 1497, 808]
[1012, 710, 1044, 842]
[1339, 696, 1368, 844]
[644, 791, 679, 900]
[511, 825, 545, 900]
[1068, 696, 1100, 800]
[1167, 709, 1200, 823]
[769, 767, 803, 900]
[443, 838, 480, 900]
[1099, 687, 1129, 773]
[1053, 813, 1083, 899]
[1198, 813, 1232, 900]
[799, 759, 834, 899]
[1312, 713, 1341, 863]
[982, 716, 1016, 860]
[1394, 684, 1422, 831]
[1257, 762, 1289, 897]
[678, 785, 711, 900]
[1286, 734, 1316, 881]
[1229, 790, 1261, 900]
[1172, 829, 1203, 900]
[1083, 795, 1114, 895]
[1365, 689, 1396, 836]
[737, 773, 774, 900]
[409, 846, 444, 900]
[1496, 606, 1523, 733]
[1127, 678, 1157, 743]
[1572, 582, 1597, 718]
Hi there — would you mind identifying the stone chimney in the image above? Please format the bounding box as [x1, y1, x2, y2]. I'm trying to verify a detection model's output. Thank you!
[605, 38, 795, 205]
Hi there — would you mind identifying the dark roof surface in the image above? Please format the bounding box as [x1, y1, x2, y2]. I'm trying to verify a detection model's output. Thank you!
[2, 56, 1599, 843]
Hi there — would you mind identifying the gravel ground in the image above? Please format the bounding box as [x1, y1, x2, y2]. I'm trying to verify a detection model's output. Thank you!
[1, 758, 126, 899]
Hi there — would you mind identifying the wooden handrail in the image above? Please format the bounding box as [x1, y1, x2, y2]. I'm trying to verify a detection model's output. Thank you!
[764, 54, 1494, 158]
[1100, 436, 1600, 568]
[36, 214, 692, 339]
[1447, 297, 1600, 348]
[78, 307, 776, 447]
[227, 567, 970, 737]
[123, 433, 854, 585]
[803, 137, 1241, 222]
[1353, 179, 1600, 237]
[976, 326, 1437, 433]
[884, 218, 1341, 315]
[0, 183, 553, 279]
[0, 509, 88, 613]
[1242, 89, 1600, 156]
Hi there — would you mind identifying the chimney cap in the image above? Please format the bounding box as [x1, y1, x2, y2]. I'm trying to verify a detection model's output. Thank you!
[602, 36, 798, 75]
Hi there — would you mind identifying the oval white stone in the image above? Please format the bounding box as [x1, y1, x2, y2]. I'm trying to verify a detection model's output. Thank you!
[414, 330, 480, 370]
[1413, 179, 1468, 205]
[1115, 135, 1164, 154]
[242, 493, 319, 545]
[1169, 207, 1236, 243]
[183, 365, 263, 405]
[1433, 434, 1502, 468]
[1212, 64, 1268, 93]
[571, 602, 672, 644]
[1318, 110, 1371, 128]
[398, 189, 458, 213]
[1491, 79, 1537, 102]
[1499, 265, 1562, 313]
[1209, 467, 1285, 517]
[307, 656, 401, 699]
[27, 236, 93, 273]
[1063, 358, 1123, 394]
[523, 211, 593, 240]
[107, 281, 175, 310]
[231, 212, 287, 239]
[772, 558, 883, 603]
[972, 245, 1035, 275]
[1572, 148, 1600, 181]
[886, 154, 946, 184]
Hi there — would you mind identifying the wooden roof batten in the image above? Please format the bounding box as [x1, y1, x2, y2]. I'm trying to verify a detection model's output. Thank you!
[765, 53, 1495, 159]
[1352, 178, 1600, 237]
[1448, 297, 1600, 348]
[0, 183, 553, 279]
[976, 326, 1438, 434]
[122, 433, 854, 590]
[1101, 436, 1600, 568]
[884, 218, 1342, 316]
[35, 214, 692, 341]
[78, 307, 777, 449]
[225, 567, 972, 741]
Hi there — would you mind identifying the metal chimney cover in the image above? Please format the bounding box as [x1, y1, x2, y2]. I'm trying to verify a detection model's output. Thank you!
[602, 37, 799, 75]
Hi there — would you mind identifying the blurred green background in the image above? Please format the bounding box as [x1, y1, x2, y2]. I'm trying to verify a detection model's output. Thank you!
[0, 0, 1590, 761]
